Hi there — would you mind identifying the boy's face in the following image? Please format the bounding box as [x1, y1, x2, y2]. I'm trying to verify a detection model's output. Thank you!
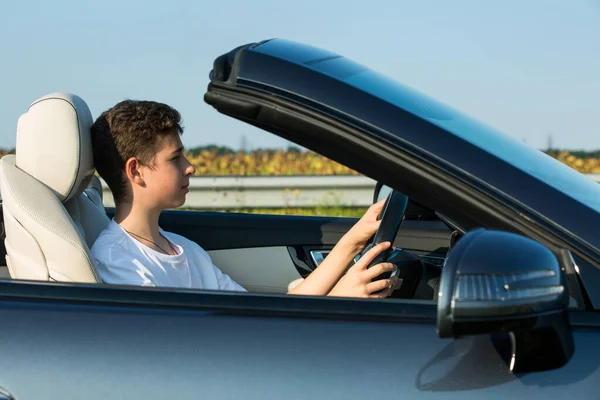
[138, 132, 195, 210]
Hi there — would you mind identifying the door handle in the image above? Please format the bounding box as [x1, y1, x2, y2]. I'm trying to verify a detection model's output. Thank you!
[0, 386, 14, 400]
[310, 250, 362, 268]
[309, 250, 331, 267]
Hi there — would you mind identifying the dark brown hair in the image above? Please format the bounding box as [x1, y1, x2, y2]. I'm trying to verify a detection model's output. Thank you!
[91, 100, 183, 203]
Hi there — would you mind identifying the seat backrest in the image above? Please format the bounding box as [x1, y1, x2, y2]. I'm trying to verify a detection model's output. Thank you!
[0, 93, 109, 282]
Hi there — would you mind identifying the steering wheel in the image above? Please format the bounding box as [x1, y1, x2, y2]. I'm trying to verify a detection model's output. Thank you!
[360, 190, 408, 276]
[356, 189, 436, 298]
[357, 189, 444, 299]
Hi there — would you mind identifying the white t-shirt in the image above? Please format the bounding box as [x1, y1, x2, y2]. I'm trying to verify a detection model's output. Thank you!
[91, 220, 246, 292]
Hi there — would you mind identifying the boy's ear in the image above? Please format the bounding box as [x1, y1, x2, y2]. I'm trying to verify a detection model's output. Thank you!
[124, 157, 146, 187]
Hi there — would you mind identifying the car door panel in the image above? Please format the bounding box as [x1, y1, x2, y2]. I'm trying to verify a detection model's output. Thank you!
[0, 286, 598, 400]
[207, 246, 302, 293]
[0, 295, 443, 400]
[152, 210, 451, 291]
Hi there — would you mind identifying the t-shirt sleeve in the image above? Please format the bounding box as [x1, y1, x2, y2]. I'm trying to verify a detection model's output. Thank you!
[212, 263, 248, 292]
[192, 244, 247, 292]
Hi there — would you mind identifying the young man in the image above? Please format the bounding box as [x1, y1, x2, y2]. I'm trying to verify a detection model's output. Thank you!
[90, 100, 398, 298]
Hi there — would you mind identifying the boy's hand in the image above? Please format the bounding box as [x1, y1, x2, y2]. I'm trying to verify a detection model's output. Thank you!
[338, 199, 387, 255]
[328, 241, 398, 298]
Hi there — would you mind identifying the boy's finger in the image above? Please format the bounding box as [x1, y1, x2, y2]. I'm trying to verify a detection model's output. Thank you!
[372, 198, 386, 210]
[365, 199, 386, 218]
[353, 242, 391, 270]
[365, 262, 396, 280]
[369, 287, 392, 299]
[366, 219, 382, 232]
[366, 277, 396, 294]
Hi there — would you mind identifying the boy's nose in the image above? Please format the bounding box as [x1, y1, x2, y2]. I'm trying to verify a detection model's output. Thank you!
[186, 160, 196, 176]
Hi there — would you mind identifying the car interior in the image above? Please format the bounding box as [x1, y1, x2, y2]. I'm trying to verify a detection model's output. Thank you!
[0, 93, 454, 299]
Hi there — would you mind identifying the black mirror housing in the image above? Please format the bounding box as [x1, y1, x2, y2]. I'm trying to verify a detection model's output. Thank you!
[437, 229, 574, 372]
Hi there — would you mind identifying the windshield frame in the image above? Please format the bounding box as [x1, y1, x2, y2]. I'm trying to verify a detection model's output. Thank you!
[234, 39, 600, 254]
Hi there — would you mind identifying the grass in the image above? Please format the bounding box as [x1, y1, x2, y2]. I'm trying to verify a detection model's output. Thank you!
[192, 207, 369, 218]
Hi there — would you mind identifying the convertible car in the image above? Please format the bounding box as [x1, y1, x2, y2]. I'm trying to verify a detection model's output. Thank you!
[0, 39, 598, 399]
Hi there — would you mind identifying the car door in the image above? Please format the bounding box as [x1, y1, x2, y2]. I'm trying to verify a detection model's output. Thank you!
[0, 279, 599, 400]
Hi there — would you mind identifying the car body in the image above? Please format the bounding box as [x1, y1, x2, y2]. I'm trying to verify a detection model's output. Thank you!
[0, 39, 599, 399]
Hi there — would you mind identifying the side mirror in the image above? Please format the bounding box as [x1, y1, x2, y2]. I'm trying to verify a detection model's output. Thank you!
[437, 229, 574, 373]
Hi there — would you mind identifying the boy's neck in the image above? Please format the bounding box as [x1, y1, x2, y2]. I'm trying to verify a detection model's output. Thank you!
[114, 201, 162, 241]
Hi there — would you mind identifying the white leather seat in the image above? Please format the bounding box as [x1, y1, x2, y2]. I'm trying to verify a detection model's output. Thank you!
[0, 93, 109, 282]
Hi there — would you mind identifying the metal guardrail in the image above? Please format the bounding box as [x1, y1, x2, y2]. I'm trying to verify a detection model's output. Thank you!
[100, 174, 600, 209]
[100, 176, 378, 209]
[586, 174, 600, 182]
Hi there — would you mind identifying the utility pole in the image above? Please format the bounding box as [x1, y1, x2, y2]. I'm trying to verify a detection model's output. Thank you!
[545, 133, 555, 155]
[547, 134, 554, 152]
[240, 134, 249, 153]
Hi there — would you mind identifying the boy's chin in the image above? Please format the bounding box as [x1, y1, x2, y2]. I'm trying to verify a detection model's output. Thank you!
[163, 196, 187, 210]
[172, 199, 187, 209]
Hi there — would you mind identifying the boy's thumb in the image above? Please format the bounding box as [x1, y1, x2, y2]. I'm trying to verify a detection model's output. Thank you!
[354, 241, 391, 270]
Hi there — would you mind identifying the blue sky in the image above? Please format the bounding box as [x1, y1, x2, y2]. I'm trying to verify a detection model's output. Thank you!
[1, 0, 599, 150]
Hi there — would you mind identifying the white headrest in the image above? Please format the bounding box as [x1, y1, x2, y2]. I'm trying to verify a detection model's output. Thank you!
[15, 93, 94, 203]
